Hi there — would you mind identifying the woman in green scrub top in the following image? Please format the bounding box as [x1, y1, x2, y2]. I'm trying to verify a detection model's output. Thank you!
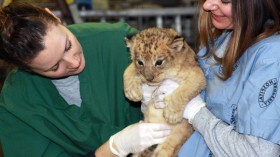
[0, 2, 170, 157]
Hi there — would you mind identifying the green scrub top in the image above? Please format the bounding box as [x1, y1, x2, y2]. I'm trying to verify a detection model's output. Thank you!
[0, 22, 142, 157]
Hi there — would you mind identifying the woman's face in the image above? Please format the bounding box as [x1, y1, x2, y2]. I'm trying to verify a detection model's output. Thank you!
[203, 0, 233, 29]
[28, 24, 85, 78]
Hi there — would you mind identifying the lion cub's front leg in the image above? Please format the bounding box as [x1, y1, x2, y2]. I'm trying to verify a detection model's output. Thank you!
[163, 93, 186, 124]
[123, 63, 143, 101]
[152, 119, 193, 157]
[163, 69, 206, 124]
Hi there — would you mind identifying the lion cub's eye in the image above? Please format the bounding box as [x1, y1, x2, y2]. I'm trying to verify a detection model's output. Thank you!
[137, 60, 144, 66]
[155, 60, 163, 66]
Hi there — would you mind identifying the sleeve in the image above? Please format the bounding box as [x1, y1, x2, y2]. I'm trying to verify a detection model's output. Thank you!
[0, 109, 71, 157]
[236, 42, 280, 144]
[192, 39, 280, 156]
[193, 108, 280, 157]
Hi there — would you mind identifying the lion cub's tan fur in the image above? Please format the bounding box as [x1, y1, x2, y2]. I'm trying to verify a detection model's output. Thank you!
[123, 28, 206, 157]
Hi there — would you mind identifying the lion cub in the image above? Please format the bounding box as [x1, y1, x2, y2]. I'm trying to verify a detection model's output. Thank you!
[123, 27, 206, 157]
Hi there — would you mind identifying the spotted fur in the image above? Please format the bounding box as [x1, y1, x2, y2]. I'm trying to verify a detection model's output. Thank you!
[123, 28, 206, 157]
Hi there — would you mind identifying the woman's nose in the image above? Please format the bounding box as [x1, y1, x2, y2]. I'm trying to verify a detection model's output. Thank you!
[63, 54, 80, 69]
[203, 0, 218, 11]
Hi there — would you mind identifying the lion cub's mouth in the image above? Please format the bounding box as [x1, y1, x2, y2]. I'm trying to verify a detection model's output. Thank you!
[147, 83, 161, 86]
[145, 81, 162, 86]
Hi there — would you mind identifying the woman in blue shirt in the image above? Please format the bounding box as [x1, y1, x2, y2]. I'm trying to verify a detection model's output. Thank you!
[180, 0, 280, 156]
[150, 0, 280, 156]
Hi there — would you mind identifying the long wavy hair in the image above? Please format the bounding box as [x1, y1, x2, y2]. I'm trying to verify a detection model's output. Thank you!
[195, 0, 280, 80]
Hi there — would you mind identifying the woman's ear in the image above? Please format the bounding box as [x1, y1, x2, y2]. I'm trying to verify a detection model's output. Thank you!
[44, 8, 62, 23]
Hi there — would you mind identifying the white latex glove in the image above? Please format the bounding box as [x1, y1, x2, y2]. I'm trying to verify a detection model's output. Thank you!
[152, 79, 179, 109]
[109, 122, 171, 157]
[141, 84, 158, 113]
[183, 95, 206, 124]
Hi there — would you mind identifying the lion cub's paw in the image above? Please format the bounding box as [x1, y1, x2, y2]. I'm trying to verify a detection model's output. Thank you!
[163, 96, 184, 124]
[124, 82, 143, 102]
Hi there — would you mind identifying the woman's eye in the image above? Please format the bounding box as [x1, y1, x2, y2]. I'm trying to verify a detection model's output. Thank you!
[65, 40, 72, 52]
[155, 60, 163, 66]
[221, 0, 231, 4]
[50, 64, 59, 71]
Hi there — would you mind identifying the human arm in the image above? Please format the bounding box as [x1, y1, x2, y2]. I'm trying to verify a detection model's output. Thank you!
[0, 109, 73, 157]
[184, 95, 280, 157]
[1, 107, 154, 157]
[150, 79, 280, 156]
[95, 141, 115, 157]
[94, 122, 171, 157]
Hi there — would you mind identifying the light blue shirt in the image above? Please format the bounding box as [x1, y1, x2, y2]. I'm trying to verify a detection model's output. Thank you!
[179, 32, 280, 156]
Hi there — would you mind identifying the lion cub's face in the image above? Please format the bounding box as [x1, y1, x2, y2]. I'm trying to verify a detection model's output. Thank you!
[125, 28, 190, 85]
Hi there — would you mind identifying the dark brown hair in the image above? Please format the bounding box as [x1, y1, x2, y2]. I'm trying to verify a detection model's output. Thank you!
[196, 0, 280, 80]
[0, 2, 59, 69]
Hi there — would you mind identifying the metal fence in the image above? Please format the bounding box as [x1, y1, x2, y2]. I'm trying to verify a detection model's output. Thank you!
[78, 7, 198, 45]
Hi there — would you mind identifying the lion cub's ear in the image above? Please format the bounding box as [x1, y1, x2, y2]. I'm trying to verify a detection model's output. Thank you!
[169, 36, 185, 52]
[125, 34, 135, 48]
[125, 37, 132, 48]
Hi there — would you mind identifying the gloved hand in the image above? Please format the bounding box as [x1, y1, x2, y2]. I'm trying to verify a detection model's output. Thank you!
[109, 122, 171, 157]
[152, 79, 179, 109]
[141, 84, 158, 112]
[183, 95, 206, 124]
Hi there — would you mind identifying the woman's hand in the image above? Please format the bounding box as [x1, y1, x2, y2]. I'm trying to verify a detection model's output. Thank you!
[142, 79, 179, 109]
[109, 122, 171, 156]
[183, 95, 206, 124]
